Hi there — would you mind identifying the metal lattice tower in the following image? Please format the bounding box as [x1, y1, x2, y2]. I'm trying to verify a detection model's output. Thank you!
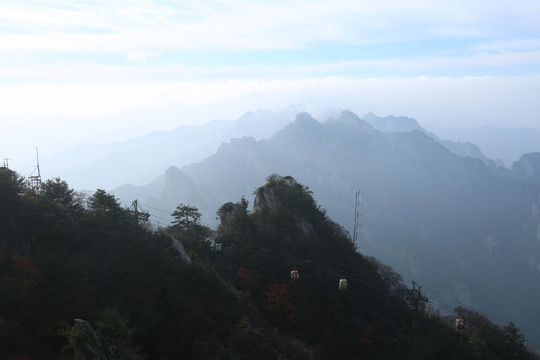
[352, 190, 364, 249]
[128, 199, 150, 224]
[28, 148, 42, 193]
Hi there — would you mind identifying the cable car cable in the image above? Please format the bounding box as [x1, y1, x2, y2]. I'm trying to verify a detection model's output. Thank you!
[128, 201, 540, 347]
[401, 277, 540, 347]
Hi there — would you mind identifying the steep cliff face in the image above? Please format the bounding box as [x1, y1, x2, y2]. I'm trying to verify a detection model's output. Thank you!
[252, 179, 286, 216]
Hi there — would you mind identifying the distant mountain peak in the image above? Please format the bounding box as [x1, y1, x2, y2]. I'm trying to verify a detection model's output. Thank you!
[332, 110, 375, 132]
[272, 112, 328, 143]
[164, 166, 196, 187]
[216, 136, 258, 154]
[363, 112, 425, 133]
[236, 109, 277, 122]
[294, 112, 319, 125]
[338, 109, 361, 121]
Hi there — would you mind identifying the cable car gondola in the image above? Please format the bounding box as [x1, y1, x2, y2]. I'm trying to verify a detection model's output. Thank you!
[339, 278, 348, 290]
[290, 269, 300, 283]
[214, 242, 223, 253]
[455, 318, 465, 330]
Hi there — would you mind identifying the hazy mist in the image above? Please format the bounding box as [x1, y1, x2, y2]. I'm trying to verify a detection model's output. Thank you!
[2, 0, 540, 353]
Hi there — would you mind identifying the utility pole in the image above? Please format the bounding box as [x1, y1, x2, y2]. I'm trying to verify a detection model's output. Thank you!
[410, 281, 428, 360]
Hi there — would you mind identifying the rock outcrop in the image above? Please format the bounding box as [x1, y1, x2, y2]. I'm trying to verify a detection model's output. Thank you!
[217, 201, 246, 238]
[170, 237, 192, 266]
[251, 175, 317, 237]
[69, 319, 107, 360]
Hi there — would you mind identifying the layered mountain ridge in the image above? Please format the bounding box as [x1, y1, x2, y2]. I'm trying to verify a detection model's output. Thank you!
[113, 110, 540, 338]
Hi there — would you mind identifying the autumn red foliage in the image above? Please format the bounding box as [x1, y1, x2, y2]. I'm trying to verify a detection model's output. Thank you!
[265, 283, 296, 326]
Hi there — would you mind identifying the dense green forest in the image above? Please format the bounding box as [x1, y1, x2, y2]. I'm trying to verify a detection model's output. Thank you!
[0, 166, 537, 359]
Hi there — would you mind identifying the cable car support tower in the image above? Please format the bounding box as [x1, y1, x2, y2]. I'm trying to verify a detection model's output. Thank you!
[128, 199, 150, 224]
[352, 190, 364, 249]
[28, 147, 42, 193]
[411, 280, 428, 360]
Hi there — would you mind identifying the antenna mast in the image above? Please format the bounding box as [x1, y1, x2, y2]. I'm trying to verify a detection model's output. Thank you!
[29, 147, 42, 193]
[352, 190, 364, 249]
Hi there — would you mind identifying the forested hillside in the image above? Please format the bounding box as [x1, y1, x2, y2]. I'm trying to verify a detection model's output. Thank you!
[0, 167, 537, 359]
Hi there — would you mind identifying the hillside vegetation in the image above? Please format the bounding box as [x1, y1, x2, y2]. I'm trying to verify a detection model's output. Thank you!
[0, 168, 537, 359]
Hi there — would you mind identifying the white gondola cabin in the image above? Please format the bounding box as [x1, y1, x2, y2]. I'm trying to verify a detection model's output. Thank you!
[214, 242, 223, 253]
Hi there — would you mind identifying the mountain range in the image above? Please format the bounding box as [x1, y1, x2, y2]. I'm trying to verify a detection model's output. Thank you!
[42, 109, 291, 190]
[110, 110, 540, 342]
[41, 107, 540, 192]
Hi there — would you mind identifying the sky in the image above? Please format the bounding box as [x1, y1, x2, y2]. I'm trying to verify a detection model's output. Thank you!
[1, 0, 540, 173]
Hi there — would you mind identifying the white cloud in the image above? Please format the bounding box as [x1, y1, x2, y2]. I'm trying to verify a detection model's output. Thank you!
[1, 0, 540, 166]
[1, 75, 539, 125]
[470, 38, 540, 52]
[125, 52, 162, 63]
[2, 0, 540, 56]
[1, 44, 538, 87]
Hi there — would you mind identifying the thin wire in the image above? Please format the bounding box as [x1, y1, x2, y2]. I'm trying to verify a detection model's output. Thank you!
[231, 239, 400, 292]
[402, 277, 540, 348]
[139, 202, 173, 215]
[138, 201, 217, 228]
